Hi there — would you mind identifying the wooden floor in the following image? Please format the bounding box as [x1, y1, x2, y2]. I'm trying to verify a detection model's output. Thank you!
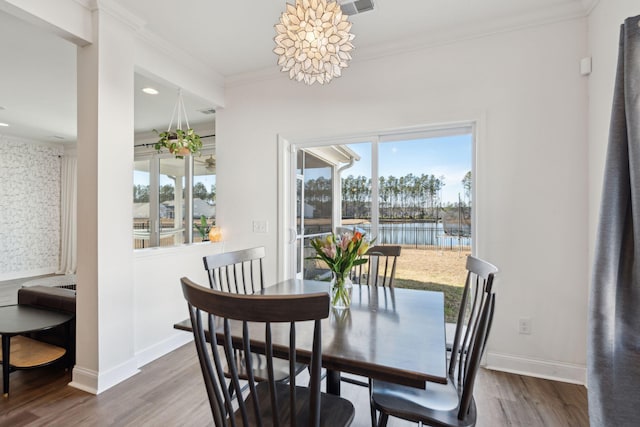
[0, 275, 47, 306]
[0, 276, 588, 426]
[0, 342, 588, 427]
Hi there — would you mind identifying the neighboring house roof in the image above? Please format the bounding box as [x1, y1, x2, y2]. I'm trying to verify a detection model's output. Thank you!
[133, 203, 168, 219]
[193, 198, 216, 218]
[158, 198, 215, 218]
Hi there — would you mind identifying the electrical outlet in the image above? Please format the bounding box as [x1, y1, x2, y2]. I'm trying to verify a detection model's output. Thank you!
[253, 220, 268, 233]
[518, 318, 532, 335]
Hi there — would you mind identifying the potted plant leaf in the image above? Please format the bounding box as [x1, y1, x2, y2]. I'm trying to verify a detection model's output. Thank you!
[154, 128, 202, 158]
[195, 215, 211, 241]
[154, 89, 203, 158]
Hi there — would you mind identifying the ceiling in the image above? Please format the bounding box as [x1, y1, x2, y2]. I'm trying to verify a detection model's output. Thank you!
[0, 0, 592, 144]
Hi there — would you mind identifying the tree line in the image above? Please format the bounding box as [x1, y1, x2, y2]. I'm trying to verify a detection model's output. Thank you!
[133, 183, 216, 204]
[303, 172, 471, 220]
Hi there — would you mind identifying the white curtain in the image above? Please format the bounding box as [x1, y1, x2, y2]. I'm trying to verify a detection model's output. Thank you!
[57, 155, 77, 274]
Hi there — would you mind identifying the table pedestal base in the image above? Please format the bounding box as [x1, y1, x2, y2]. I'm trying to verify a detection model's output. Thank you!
[327, 370, 341, 395]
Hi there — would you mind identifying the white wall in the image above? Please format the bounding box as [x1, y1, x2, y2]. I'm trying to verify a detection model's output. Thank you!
[132, 242, 223, 367]
[0, 137, 63, 280]
[218, 18, 589, 383]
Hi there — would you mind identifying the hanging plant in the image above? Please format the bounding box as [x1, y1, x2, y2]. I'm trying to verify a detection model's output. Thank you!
[153, 89, 203, 158]
[154, 128, 202, 158]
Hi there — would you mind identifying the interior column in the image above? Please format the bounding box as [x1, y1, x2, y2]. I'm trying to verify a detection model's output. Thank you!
[72, 6, 138, 394]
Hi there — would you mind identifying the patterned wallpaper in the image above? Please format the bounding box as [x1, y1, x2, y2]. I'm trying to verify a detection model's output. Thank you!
[0, 136, 63, 279]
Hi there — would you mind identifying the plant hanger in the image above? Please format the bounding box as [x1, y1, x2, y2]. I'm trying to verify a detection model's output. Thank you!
[154, 88, 203, 158]
[167, 89, 190, 135]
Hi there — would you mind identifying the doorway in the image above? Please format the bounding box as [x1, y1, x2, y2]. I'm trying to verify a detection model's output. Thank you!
[282, 124, 474, 321]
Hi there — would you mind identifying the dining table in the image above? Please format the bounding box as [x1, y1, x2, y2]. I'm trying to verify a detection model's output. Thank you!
[174, 279, 447, 396]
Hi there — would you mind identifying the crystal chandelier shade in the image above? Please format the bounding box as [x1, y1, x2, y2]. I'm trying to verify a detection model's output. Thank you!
[274, 0, 355, 85]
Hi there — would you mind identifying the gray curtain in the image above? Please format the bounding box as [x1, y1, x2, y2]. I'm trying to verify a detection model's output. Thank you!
[589, 14, 640, 427]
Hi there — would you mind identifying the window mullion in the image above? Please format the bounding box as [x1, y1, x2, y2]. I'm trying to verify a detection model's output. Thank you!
[371, 137, 379, 239]
[149, 156, 160, 247]
[185, 155, 194, 243]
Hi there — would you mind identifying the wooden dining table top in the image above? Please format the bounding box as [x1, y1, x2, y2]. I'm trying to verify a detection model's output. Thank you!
[174, 279, 447, 390]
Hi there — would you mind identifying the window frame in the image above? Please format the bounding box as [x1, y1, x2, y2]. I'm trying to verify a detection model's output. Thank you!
[134, 144, 215, 249]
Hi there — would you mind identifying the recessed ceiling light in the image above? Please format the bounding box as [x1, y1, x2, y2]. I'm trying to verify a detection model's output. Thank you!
[142, 87, 159, 95]
[0, 122, 9, 127]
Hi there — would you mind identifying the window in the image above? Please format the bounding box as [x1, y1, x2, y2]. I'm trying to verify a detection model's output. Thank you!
[286, 125, 473, 315]
[133, 145, 215, 249]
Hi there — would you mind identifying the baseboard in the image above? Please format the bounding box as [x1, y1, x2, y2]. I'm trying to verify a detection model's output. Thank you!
[69, 366, 99, 394]
[69, 358, 140, 395]
[485, 352, 586, 385]
[0, 267, 56, 282]
[135, 332, 193, 368]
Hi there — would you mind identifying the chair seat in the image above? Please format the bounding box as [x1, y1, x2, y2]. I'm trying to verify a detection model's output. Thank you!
[371, 379, 477, 427]
[235, 382, 355, 426]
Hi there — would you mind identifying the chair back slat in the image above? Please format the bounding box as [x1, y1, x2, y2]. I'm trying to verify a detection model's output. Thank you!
[356, 245, 401, 288]
[242, 320, 263, 425]
[289, 323, 297, 426]
[181, 277, 331, 427]
[458, 293, 495, 418]
[188, 305, 230, 426]
[204, 247, 266, 294]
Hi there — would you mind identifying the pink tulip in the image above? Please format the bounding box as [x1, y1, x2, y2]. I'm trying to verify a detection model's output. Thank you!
[339, 234, 350, 250]
[322, 244, 336, 259]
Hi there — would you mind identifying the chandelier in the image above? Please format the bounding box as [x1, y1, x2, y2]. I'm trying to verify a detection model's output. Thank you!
[274, 0, 355, 85]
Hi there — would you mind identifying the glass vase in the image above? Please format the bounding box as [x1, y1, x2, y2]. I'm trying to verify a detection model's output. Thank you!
[331, 271, 353, 309]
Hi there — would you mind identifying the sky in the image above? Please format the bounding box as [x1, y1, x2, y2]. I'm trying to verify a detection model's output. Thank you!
[314, 133, 472, 205]
[349, 134, 472, 204]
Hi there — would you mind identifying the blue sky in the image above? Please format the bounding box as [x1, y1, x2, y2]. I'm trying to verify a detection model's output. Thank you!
[343, 134, 472, 204]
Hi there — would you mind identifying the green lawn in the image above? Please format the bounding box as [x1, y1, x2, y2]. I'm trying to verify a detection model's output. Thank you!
[393, 278, 463, 323]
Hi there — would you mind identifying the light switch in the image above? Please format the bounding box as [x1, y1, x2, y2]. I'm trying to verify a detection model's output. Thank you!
[253, 220, 268, 233]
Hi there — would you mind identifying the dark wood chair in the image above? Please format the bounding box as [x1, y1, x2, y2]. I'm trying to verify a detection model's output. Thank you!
[203, 247, 306, 392]
[370, 255, 498, 427]
[180, 277, 355, 427]
[352, 245, 401, 288]
[203, 247, 266, 294]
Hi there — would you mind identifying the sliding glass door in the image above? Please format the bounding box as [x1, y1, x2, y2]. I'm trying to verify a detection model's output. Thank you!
[286, 125, 474, 299]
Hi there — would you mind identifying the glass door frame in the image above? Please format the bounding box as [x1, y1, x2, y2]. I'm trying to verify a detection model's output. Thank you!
[277, 122, 477, 282]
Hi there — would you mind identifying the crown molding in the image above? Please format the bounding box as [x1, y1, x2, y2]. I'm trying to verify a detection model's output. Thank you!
[135, 28, 224, 87]
[225, 2, 589, 88]
[87, 0, 224, 87]
[225, 65, 284, 88]
[352, 3, 588, 66]
[581, 0, 600, 15]
[71, 0, 93, 9]
[92, 0, 145, 32]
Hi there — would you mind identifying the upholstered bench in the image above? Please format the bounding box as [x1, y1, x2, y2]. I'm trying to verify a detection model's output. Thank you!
[17, 285, 76, 364]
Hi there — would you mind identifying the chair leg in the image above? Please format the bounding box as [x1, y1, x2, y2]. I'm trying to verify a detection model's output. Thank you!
[369, 378, 377, 427]
[228, 382, 235, 398]
[370, 403, 377, 427]
[378, 412, 389, 427]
